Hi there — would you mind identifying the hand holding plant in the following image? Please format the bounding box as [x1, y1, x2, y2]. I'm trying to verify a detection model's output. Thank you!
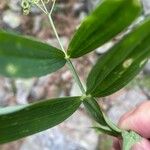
[0, 0, 150, 149]
[113, 101, 150, 150]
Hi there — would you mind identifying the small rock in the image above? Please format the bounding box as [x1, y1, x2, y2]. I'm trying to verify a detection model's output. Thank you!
[8, 0, 21, 11]
[86, 0, 100, 12]
[78, 12, 87, 21]
[33, 16, 42, 33]
[144, 60, 150, 75]
[47, 36, 69, 50]
[70, 82, 82, 96]
[2, 10, 21, 28]
[61, 71, 72, 82]
[0, 1, 7, 10]
[46, 85, 61, 98]
[30, 86, 46, 100]
[96, 41, 114, 54]
[0, 78, 14, 106]
[15, 79, 36, 104]
[142, 0, 150, 15]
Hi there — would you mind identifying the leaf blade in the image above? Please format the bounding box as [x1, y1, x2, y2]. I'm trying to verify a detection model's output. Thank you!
[0, 30, 66, 78]
[86, 18, 150, 97]
[0, 97, 81, 144]
[67, 0, 142, 58]
[83, 97, 121, 136]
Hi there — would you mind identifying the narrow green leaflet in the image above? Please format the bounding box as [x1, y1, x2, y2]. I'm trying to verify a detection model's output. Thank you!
[83, 97, 121, 136]
[67, 0, 142, 58]
[0, 97, 81, 144]
[86, 18, 150, 97]
[0, 30, 66, 78]
[83, 97, 106, 126]
[93, 126, 120, 137]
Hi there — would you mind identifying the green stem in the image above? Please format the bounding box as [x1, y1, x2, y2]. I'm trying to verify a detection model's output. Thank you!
[48, 15, 66, 54]
[49, 0, 56, 15]
[40, 0, 48, 13]
[35, 3, 48, 14]
[67, 59, 86, 94]
[47, 14, 86, 94]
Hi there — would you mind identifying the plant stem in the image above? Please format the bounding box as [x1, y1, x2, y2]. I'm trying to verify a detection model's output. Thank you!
[47, 14, 86, 94]
[40, 0, 48, 13]
[67, 59, 86, 94]
[50, 0, 56, 15]
[35, 3, 48, 14]
[48, 15, 66, 55]
[37, 0, 86, 94]
[42, 3, 115, 132]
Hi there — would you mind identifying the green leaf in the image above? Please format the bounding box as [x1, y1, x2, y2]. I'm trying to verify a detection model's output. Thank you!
[86, 18, 150, 97]
[67, 0, 142, 58]
[0, 97, 81, 144]
[83, 97, 106, 126]
[83, 97, 121, 136]
[93, 126, 119, 137]
[0, 30, 66, 78]
[122, 131, 141, 150]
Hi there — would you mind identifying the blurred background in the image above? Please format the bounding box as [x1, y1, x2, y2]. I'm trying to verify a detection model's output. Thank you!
[0, 0, 150, 149]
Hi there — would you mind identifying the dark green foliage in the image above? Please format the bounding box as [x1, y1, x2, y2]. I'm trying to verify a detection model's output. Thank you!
[83, 97, 121, 136]
[0, 30, 66, 78]
[0, 97, 81, 144]
[67, 0, 142, 58]
[86, 18, 150, 97]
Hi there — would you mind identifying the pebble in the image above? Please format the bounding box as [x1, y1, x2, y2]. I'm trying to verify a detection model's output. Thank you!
[0, 78, 14, 106]
[2, 10, 21, 28]
[142, 0, 150, 15]
[96, 41, 114, 54]
[15, 79, 36, 104]
[8, 0, 21, 12]
[70, 82, 82, 96]
[144, 60, 150, 75]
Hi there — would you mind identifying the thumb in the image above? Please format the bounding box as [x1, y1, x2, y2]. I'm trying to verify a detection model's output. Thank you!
[119, 101, 150, 138]
[132, 138, 150, 150]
